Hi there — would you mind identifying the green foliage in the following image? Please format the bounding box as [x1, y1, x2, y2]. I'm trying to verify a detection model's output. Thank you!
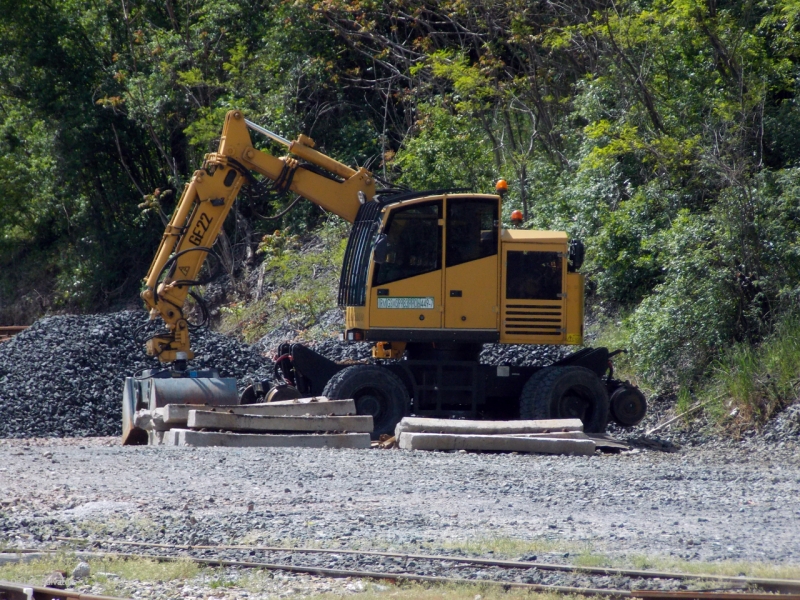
[702, 311, 800, 431]
[627, 169, 800, 388]
[630, 210, 738, 384]
[219, 218, 348, 341]
[393, 102, 495, 191]
[0, 0, 379, 319]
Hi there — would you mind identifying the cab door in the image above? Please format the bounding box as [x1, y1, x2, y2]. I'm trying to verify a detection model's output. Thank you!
[369, 200, 442, 329]
[443, 197, 499, 330]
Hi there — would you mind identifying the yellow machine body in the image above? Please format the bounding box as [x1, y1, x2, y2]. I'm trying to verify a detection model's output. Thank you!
[345, 195, 584, 347]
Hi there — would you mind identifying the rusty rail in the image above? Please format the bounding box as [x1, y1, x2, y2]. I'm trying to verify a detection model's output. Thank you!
[60, 553, 800, 599]
[0, 326, 28, 342]
[54, 536, 800, 594]
[633, 593, 800, 600]
[0, 580, 127, 600]
[13, 547, 800, 599]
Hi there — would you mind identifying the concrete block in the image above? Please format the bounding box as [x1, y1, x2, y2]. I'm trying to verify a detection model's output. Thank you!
[509, 431, 630, 450]
[162, 429, 371, 448]
[187, 411, 373, 433]
[134, 408, 172, 432]
[395, 417, 583, 439]
[509, 431, 590, 439]
[147, 430, 166, 446]
[159, 399, 356, 425]
[397, 432, 595, 455]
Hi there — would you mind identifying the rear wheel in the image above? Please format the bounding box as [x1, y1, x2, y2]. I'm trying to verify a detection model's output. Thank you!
[322, 365, 409, 439]
[520, 366, 609, 433]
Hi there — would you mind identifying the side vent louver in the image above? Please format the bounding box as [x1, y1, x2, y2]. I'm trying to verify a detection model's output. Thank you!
[503, 302, 564, 336]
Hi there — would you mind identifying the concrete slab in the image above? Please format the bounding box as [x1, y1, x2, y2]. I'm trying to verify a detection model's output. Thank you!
[186, 411, 373, 433]
[509, 431, 630, 450]
[147, 430, 165, 446]
[586, 433, 631, 451]
[508, 431, 591, 439]
[397, 432, 595, 455]
[163, 429, 371, 448]
[395, 417, 583, 438]
[159, 399, 356, 425]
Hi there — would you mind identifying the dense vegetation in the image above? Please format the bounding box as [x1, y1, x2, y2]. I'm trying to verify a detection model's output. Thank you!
[2, 0, 800, 425]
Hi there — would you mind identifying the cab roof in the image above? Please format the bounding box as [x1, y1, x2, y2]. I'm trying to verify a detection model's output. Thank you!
[379, 192, 499, 207]
[501, 229, 568, 242]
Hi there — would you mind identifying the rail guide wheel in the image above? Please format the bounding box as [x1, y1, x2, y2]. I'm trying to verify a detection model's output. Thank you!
[609, 383, 648, 426]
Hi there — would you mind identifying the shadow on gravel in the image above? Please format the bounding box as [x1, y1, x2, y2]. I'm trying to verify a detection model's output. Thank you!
[626, 436, 682, 452]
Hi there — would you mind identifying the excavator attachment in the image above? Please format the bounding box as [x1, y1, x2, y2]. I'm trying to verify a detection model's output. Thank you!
[122, 369, 239, 445]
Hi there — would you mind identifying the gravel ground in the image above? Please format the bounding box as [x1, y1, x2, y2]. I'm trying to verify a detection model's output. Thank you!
[0, 312, 273, 438]
[3, 312, 800, 598]
[1, 439, 799, 597]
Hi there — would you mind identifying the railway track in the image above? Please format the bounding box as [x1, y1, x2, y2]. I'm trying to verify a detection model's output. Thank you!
[0, 579, 125, 600]
[28, 537, 800, 597]
[0, 326, 27, 343]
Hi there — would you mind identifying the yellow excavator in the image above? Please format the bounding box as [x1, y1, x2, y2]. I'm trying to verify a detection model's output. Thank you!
[122, 110, 646, 444]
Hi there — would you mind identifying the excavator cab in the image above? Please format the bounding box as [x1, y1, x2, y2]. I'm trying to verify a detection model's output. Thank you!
[341, 193, 583, 348]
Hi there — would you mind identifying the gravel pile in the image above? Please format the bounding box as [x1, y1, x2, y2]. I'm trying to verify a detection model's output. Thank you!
[0, 311, 272, 439]
[257, 308, 571, 366]
[763, 402, 800, 441]
[479, 343, 570, 366]
[294, 341, 570, 366]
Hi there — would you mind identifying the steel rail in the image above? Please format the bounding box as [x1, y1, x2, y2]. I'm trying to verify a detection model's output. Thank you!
[53, 536, 800, 594]
[633, 593, 800, 600]
[4, 551, 636, 598]
[0, 580, 127, 600]
[6, 551, 800, 600]
[0, 326, 28, 342]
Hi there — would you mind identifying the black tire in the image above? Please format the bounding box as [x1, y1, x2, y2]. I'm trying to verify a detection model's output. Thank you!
[519, 366, 609, 433]
[322, 365, 409, 439]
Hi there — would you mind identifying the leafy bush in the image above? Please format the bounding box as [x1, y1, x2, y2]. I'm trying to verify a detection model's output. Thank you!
[219, 218, 348, 342]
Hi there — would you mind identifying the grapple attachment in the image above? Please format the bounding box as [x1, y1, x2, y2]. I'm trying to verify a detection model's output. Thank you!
[122, 369, 239, 445]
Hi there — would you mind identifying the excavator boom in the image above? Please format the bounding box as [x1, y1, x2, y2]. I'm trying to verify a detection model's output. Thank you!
[140, 110, 375, 363]
[123, 111, 377, 444]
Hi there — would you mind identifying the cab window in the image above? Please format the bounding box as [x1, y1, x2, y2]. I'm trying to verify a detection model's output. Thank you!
[506, 251, 562, 300]
[446, 198, 498, 267]
[373, 201, 442, 285]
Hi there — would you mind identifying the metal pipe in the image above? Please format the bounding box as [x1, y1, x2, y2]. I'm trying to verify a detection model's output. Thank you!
[244, 120, 290, 147]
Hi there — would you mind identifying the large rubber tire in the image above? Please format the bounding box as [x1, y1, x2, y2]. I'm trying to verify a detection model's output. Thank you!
[519, 366, 609, 433]
[322, 365, 409, 439]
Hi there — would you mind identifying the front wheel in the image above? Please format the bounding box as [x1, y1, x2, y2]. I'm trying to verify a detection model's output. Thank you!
[519, 366, 609, 433]
[322, 365, 409, 439]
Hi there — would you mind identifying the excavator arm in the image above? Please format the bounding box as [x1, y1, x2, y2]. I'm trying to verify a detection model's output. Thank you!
[141, 110, 376, 363]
